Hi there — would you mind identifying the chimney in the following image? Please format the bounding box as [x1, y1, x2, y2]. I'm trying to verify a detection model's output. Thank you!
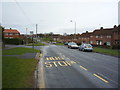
[86, 31, 88, 33]
[114, 25, 117, 28]
[100, 27, 103, 30]
[10, 28, 12, 30]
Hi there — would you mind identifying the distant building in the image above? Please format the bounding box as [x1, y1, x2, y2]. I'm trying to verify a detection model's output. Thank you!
[3, 28, 20, 39]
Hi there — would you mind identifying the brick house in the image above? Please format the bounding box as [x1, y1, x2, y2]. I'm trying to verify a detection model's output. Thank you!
[89, 27, 114, 46]
[112, 25, 120, 45]
[78, 31, 92, 44]
[3, 28, 20, 39]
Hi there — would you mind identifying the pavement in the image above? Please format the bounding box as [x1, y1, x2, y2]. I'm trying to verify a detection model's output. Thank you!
[38, 44, 119, 88]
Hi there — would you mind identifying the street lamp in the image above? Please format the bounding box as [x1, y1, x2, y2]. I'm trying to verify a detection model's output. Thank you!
[70, 20, 77, 42]
[70, 20, 76, 34]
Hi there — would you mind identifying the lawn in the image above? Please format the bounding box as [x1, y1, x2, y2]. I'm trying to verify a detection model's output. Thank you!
[2, 56, 38, 88]
[26, 42, 45, 46]
[3, 47, 39, 55]
[54, 43, 64, 45]
[93, 47, 120, 57]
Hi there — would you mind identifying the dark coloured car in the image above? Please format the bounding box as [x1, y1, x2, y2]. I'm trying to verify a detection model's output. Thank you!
[64, 42, 68, 45]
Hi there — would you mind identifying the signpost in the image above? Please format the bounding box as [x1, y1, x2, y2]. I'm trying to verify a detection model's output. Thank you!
[30, 31, 34, 52]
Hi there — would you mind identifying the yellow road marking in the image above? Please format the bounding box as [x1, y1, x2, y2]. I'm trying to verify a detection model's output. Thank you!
[53, 62, 58, 67]
[93, 74, 109, 83]
[46, 57, 49, 60]
[71, 61, 76, 64]
[58, 61, 68, 66]
[55, 57, 59, 60]
[49, 57, 53, 60]
[51, 57, 55, 60]
[65, 61, 71, 66]
[80, 65, 88, 71]
[57, 57, 61, 60]
[45, 62, 52, 67]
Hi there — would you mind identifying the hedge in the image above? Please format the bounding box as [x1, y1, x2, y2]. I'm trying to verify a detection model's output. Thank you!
[4, 38, 23, 45]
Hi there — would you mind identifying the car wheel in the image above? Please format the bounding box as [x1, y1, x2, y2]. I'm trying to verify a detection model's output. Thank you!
[82, 49, 85, 52]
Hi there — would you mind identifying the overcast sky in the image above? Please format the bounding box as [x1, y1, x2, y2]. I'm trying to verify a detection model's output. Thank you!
[1, 0, 119, 34]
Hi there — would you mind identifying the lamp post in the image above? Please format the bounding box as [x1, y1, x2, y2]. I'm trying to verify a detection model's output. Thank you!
[70, 20, 77, 42]
[70, 20, 76, 34]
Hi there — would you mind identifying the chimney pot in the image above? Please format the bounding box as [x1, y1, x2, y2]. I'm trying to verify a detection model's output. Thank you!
[100, 27, 103, 29]
[114, 25, 117, 28]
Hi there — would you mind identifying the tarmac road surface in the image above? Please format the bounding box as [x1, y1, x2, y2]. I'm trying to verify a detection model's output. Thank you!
[37, 45, 119, 88]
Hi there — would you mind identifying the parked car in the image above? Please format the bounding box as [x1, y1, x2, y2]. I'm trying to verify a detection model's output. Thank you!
[68, 42, 79, 49]
[64, 42, 68, 45]
[79, 43, 93, 52]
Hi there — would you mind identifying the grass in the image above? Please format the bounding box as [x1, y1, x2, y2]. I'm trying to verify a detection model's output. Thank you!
[3, 47, 39, 55]
[41, 37, 52, 42]
[54, 43, 64, 45]
[2, 56, 38, 88]
[93, 47, 120, 57]
[26, 42, 45, 46]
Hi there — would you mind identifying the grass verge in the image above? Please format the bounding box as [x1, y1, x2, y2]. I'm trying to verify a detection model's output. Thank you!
[26, 42, 45, 46]
[3, 47, 39, 55]
[54, 43, 64, 45]
[93, 47, 120, 57]
[2, 56, 38, 88]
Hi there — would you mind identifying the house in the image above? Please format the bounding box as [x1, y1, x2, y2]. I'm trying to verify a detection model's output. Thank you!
[3, 28, 20, 39]
[89, 27, 114, 46]
[78, 31, 92, 44]
[112, 25, 120, 45]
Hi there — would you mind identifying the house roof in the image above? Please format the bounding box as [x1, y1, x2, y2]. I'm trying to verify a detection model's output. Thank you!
[92, 28, 113, 35]
[113, 25, 120, 32]
[4, 29, 20, 33]
[80, 32, 92, 37]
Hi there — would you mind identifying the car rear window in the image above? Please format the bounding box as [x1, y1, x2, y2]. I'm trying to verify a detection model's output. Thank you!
[86, 44, 92, 47]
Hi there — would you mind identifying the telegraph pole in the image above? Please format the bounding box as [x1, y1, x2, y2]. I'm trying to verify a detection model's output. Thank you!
[36, 24, 37, 38]
[26, 28, 28, 44]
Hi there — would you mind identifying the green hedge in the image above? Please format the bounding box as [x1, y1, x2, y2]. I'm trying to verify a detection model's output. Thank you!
[4, 38, 23, 45]
[111, 44, 120, 49]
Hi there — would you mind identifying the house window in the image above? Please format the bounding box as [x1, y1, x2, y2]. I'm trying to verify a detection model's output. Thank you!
[107, 35, 111, 38]
[9, 37, 13, 39]
[5, 33, 8, 35]
[106, 42, 111, 46]
[96, 40, 102, 45]
[115, 40, 120, 44]
[90, 36, 93, 38]
[96, 36, 99, 38]
[15, 33, 19, 35]
[9, 33, 13, 35]
[100, 36, 103, 38]
[90, 41, 93, 44]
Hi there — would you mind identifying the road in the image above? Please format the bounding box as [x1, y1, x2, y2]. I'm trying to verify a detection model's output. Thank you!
[37, 44, 119, 88]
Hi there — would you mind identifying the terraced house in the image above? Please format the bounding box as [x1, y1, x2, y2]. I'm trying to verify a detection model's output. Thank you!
[3, 28, 20, 39]
[61, 25, 120, 46]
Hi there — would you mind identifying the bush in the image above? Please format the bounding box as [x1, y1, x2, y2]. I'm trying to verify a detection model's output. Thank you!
[4, 38, 23, 45]
[111, 44, 120, 49]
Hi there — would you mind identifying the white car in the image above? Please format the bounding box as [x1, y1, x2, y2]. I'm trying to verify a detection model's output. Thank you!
[68, 42, 79, 49]
[79, 44, 93, 52]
